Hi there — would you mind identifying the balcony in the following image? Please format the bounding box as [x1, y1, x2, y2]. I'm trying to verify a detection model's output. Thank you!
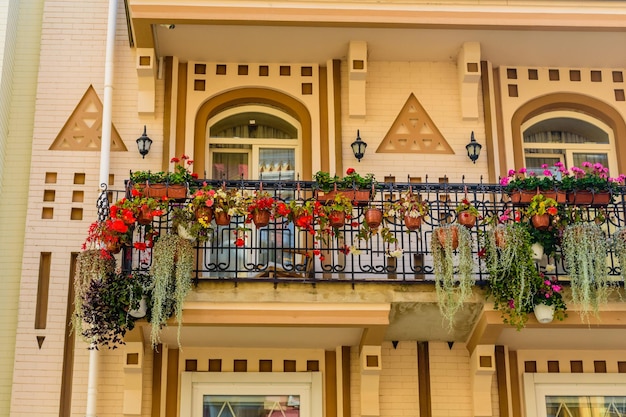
[104, 179, 626, 287]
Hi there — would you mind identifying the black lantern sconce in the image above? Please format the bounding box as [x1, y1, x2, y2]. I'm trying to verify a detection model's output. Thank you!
[136, 125, 152, 159]
[465, 131, 482, 164]
[351, 130, 368, 162]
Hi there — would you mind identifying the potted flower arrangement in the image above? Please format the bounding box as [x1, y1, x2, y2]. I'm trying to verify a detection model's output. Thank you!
[500, 166, 559, 204]
[533, 273, 567, 323]
[455, 198, 479, 228]
[431, 223, 474, 328]
[130, 154, 199, 199]
[562, 222, 614, 320]
[387, 189, 429, 231]
[245, 190, 276, 228]
[320, 192, 353, 229]
[212, 187, 247, 225]
[288, 199, 320, 236]
[526, 194, 558, 230]
[314, 168, 376, 204]
[559, 161, 624, 205]
[484, 222, 539, 330]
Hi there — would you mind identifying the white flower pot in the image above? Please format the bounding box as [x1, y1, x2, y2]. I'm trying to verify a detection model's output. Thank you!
[533, 303, 555, 324]
[531, 242, 544, 261]
[129, 296, 148, 319]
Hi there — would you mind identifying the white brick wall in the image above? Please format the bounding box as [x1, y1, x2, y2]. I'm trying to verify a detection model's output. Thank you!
[429, 342, 472, 417]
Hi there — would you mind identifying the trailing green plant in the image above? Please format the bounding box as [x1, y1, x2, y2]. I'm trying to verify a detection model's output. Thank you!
[314, 168, 376, 192]
[171, 205, 214, 243]
[484, 223, 540, 330]
[611, 226, 626, 281]
[431, 224, 474, 329]
[150, 234, 194, 349]
[562, 222, 613, 320]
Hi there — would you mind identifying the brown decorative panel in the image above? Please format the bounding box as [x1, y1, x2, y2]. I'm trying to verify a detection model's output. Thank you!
[45, 172, 57, 183]
[594, 361, 607, 373]
[547, 361, 560, 373]
[72, 191, 83, 203]
[42, 208, 53, 219]
[238, 65, 248, 75]
[549, 69, 560, 81]
[43, 190, 55, 202]
[259, 65, 269, 76]
[618, 362, 626, 373]
[35, 252, 51, 329]
[302, 83, 313, 95]
[280, 66, 291, 76]
[528, 69, 538, 80]
[570, 70, 581, 81]
[480, 356, 492, 368]
[307, 360, 319, 371]
[127, 353, 139, 365]
[570, 360, 583, 373]
[259, 360, 272, 372]
[185, 360, 197, 371]
[524, 361, 537, 373]
[507, 68, 517, 79]
[352, 60, 364, 70]
[73, 173, 85, 184]
[216, 65, 227, 75]
[615, 90, 625, 101]
[591, 70, 602, 82]
[70, 208, 83, 220]
[194, 80, 206, 91]
[284, 360, 296, 372]
[301, 66, 313, 76]
[194, 64, 206, 74]
[208, 359, 222, 372]
[613, 71, 623, 82]
[467, 62, 478, 73]
[508, 85, 518, 97]
[234, 360, 247, 372]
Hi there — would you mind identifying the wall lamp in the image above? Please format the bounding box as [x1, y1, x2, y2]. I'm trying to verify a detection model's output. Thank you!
[466, 131, 482, 164]
[136, 126, 152, 159]
[351, 130, 368, 162]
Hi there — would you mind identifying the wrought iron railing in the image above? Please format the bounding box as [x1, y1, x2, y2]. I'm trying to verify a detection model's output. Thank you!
[105, 179, 626, 286]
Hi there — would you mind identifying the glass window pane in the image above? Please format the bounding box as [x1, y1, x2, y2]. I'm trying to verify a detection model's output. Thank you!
[572, 153, 608, 168]
[210, 112, 297, 139]
[212, 152, 249, 180]
[203, 395, 300, 417]
[546, 395, 626, 417]
[259, 148, 295, 181]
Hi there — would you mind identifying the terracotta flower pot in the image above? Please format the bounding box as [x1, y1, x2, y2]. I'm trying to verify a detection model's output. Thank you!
[214, 211, 231, 226]
[328, 211, 346, 228]
[364, 208, 383, 229]
[567, 191, 610, 206]
[404, 215, 422, 231]
[458, 211, 477, 228]
[195, 206, 213, 223]
[137, 205, 154, 225]
[105, 240, 122, 254]
[252, 209, 271, 228]
[436, 226, 459, 250]
[531, 213, 550, 230]
[494, 228, 506, 248]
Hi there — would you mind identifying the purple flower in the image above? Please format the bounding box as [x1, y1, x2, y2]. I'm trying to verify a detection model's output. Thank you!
[582, 161, 592, 168]
[508, 299, 515, 309]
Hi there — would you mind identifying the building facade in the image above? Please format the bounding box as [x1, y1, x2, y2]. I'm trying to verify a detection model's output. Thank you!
[2, 1, 626, 417]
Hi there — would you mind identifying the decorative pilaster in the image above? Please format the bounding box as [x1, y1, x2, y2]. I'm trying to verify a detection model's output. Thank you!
[136, 48, 156, 114]
[122, 341, 144, 415]
[348, 41, 367, 117]
[360, 345, 381, 417]
[470, 344, 496, 416]
[457, 42, 481, 120]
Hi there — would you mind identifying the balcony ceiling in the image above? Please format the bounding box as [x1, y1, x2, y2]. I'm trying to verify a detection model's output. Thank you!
[130, 2, 626, 68]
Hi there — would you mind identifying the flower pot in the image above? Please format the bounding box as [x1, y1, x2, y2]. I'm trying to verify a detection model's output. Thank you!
[458, 211, 477, 228]
[567, 191, 611, 206]
[316, 189, 371, 205]
[129, 296, 148, 319]
[436, 226, 459, 250]
[195, 206, 213, 223]
[105, 240, 122, 254]
[177, 224, 195, 241]
[252, 209, 271, 228]
[364, 208, 383, 229]
[404, 215, 422, 231]
[214, 211, 231, 226]
[531, 242, 544, 261]
[533, 303, 555, 324]
[508, 190, 536, 205]
[531, 213, 550, 230]
[542, 190, 567, 204]
[144, 183, 187, 200]
[328, 211, 346, 228]
[137, 205, 154, 225]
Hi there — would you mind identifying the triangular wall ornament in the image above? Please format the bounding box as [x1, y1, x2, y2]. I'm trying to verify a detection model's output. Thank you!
[376, 93, 454, 155]
[37, 336, 45, 349]
[49, 85, 127, 151]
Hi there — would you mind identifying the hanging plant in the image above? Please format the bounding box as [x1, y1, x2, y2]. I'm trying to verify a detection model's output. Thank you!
[72, 250, 116, 341]
[150, 234, 194, 349]
[484, 223, 539, 330]
[431, 224, 474, 329]
[562, 222, 613, 320]
[612, 226, 626, 280]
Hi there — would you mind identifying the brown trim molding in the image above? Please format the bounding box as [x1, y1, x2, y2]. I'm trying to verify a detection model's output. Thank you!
[341, 346, 351, 417]
[59, 253, 78, 417]
[166, 349, 179, 417]
[332, 59, 343, 175]
[495, 346, 509, 417]
[193, 88, 313, 179]
[176, 62, 188, 164]
[152, 346, 163, 417]
[417, 342, 432, 417]
[511, 92, 626, 174]
[319, 66, 329, 173]
[509, 351, 521, 417]
[480, 61, 496, 183]
[325, 350, 337, 417]
[162, 56, 174, 171]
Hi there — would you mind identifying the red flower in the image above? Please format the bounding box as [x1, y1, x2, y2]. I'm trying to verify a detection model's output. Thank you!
[346, 168, 355, 175]
[339, 245, 350, 254]
[152, 209, 164, 217]
[133, 242, 147, 251]
[121, 209, 136, 224]
[110, 205, 118, 218]
[131, 188, 141, 197]
[313, 249, 321, 256]
[110, 218, 129, 233]
[477, 247, 487, 258]
[187, 159, 194, 165]
[276, 202, 290, 217]
[235, 238, 245, 247]
[191, 172, 199, 179]
[547, 206, 558, 216]
[170, 157, 180, 163]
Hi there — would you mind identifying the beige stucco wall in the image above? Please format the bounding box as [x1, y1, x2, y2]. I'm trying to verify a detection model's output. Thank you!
[0, 0, 42, 415]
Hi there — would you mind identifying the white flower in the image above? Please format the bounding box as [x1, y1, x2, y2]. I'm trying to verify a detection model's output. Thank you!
[545, 264, 556, 273]
[388, 248, 403, 258]
[350, 245, 363, 255]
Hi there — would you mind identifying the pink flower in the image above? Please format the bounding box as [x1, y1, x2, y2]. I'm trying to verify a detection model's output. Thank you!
[543, 170, 553, 177]
[500, 177, 510, 186]
[508, 169, 516, 176]
[519, 167, 527, 174]
[541, 164, 548, 169]
[582, 161, 592, 168]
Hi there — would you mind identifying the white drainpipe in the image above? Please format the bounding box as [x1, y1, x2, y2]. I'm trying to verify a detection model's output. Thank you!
[88, 0, 118, 415]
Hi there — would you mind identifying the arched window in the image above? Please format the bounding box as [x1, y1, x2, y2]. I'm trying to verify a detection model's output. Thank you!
[206, 105, 300, 180]
[521, 111, 618, 176]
